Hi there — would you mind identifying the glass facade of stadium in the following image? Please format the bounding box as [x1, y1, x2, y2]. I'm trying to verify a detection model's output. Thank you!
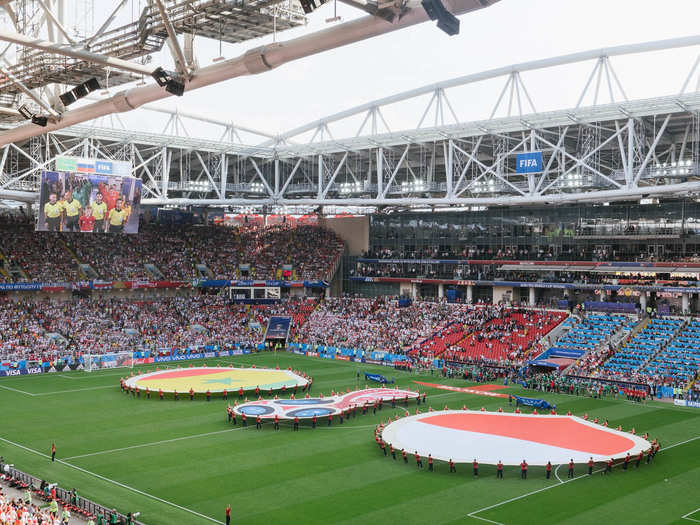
[342, 198, 700, 313]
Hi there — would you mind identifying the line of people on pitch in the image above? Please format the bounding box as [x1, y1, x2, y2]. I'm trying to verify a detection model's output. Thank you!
[373, 441, 661, 477]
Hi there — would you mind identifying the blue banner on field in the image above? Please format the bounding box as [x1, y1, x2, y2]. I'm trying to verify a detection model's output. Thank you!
[515, 151, 543, 173]
[365, 372, 394, 384]
[514, 395, 554, 410]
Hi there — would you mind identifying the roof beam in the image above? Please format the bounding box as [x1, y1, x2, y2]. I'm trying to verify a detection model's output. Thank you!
[85, 0, 129, 50]
[0, 63, 58, 116]
[0, 0, 502, 147]
[268, 33, 700, 145]
[152, 0, 191, 77]
[0, 28, 155, 77]
[36, 0, 76, 46]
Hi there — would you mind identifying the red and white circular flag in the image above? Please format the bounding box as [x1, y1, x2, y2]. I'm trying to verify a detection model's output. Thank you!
[381, 410, 651, 465]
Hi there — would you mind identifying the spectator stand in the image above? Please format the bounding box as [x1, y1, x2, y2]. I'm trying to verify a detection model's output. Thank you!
[2, 464, 143, 524]
[601, 317, 684, 382]
[642, 319, 700, 386]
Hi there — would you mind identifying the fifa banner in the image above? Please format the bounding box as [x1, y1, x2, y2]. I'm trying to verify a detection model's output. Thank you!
[514, 395, 555, 410]
[364, 372, 394, 384]
[37, 157, 141, 234]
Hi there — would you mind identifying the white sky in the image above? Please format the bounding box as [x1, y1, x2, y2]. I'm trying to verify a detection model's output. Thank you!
[83, 0, 700, 142]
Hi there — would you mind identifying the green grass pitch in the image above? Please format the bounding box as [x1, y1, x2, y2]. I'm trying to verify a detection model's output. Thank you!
[0, 353, 698, 525]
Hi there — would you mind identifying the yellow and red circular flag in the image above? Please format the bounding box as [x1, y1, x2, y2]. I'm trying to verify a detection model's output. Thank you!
[124, 367, 308, 394]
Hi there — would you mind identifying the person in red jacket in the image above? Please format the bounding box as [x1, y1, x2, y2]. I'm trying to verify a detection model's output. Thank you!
[256, 415, 262, 430]
[293, 416, 299, 431]
[311, 414, 316, 429]
[97, 181, 119, 212]
[623, 453, 629, 470]
[568, 459, 575, 478]
[520, 460, 528, 479]
[402, 449, 408, 464]
[327, 413, 333, 426]
[449, 458, 456, 473]
[390, 444, 396, 460]
[472, 459, 478, 477]
[225, 504, 231, 525]
[545, 461, 552, 479]
[588, 457, 594, 475]
[635, 451, 643, 468]
[428, 454, 434, 472]
[273, 414, 279, 430]
[605, 458, 613, 473]
[78, 206, 95, 232]
[415, 451, 422, 468]
[496, 460, 503, 479]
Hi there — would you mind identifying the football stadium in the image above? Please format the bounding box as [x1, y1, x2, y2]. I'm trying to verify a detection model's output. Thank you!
[1, 0, 700, 523]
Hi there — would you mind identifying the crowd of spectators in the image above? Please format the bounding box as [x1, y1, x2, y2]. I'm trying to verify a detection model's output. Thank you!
[436, 307, 566, 363]
[66, 225, 195, 281]
[0, 295, 318, 363]
[363, 242, 700, 264]
[0, 217, 343, 283]
[353, 262, 631, 285]
[0, 223, 78, 283]
[294, 297, 462, 355]
[0, 491, 59, 525]
[362, 244, 660, 262]
[186, 224, 343, 281]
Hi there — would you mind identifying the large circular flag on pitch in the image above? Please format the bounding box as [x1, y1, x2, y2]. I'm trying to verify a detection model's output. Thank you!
[234, 387, 419, 419]
[124, 367, 308, 394]
[381, 410, 652, 465]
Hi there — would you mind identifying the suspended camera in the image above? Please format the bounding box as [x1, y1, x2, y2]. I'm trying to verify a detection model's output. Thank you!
[17, 105, 48, 127]
[151, 67, 185, 97]
[421, 0, 460, 36]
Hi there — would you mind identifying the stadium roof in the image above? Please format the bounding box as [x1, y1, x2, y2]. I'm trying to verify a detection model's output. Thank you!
[1, 1, 700, 212]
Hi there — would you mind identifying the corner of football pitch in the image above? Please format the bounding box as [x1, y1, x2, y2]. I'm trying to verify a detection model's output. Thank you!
[0, 353, 698, 525]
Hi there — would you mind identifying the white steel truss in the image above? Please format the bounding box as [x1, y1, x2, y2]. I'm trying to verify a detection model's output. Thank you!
[1, 34, 700, 209]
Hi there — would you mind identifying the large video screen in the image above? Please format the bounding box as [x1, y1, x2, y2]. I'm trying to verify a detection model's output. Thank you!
[37, 171, 141, 234]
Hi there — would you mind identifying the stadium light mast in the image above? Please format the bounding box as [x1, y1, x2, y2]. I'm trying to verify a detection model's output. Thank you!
[0, 0, 501, 147]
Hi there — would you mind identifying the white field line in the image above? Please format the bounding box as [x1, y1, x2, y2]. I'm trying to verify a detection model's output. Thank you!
[1, 381, 121, 397]
[467, 435, 700, 523]
[553, 464, 563, 484]
[63, 427, 246, 460]
[682, 508, 700, 523]
[0, 384, 37, 396]
[57, 370, 128, 379]
[0, 436, 224, 524]
[64, 422, 378, 461]
[35, 385, 116, 396]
